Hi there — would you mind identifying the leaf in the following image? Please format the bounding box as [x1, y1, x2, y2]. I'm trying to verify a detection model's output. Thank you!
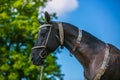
[13, 0, 23, 8]
[0, 0, 63, 80]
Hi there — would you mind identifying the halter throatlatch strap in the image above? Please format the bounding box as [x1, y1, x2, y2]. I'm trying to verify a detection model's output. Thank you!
[93, 44, 110, 80]
[71, 30, 82, 52]
[77, 30, 82, 44]
[39, 24, 52, 29]
[58, 22, 64, 49]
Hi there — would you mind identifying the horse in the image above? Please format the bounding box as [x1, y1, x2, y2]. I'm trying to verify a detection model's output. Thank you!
[31, 12, 120, 80]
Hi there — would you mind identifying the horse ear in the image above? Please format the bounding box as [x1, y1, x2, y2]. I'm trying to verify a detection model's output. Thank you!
[45, 11, 51, 23]
[39, 21, 45, 25]
[38, 20, 45, 25]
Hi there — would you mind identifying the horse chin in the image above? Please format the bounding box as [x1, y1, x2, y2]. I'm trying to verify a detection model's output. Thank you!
[31, 54, 45, 66]
[32, 58, 44, 66]
[31, 48, 48, 66]
[36, 61, 44, 66]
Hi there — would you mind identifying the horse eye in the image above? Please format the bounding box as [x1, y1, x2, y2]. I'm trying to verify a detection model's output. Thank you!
[40, 29, 48, 37]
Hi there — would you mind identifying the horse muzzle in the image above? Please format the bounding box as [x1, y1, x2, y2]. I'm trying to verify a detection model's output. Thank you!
[31, 48, 47, 66]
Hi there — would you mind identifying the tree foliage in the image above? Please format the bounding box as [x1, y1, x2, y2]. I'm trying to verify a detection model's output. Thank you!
[0, 0, 63, 80]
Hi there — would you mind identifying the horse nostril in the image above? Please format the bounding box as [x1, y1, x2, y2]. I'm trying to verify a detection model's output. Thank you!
[31, 57, 34, 63]
[31, 56, 39, 64]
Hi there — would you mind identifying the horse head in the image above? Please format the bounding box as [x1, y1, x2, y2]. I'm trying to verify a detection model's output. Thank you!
[31, 12, 62, 66]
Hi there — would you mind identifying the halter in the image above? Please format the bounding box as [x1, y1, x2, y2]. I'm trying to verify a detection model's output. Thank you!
[32, 22, 64, 58]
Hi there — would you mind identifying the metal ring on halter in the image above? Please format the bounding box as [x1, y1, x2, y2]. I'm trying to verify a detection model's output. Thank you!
[39, 50, 47, 58]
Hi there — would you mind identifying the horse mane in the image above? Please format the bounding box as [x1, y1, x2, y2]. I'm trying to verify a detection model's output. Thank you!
[63, 22, 105, 44]
[82, 30, 120, 62]
[82, 30, 104, 43]
[109, 44, 120, 54]
[81, 30, 105, 49]
[108, 44, 120, 64]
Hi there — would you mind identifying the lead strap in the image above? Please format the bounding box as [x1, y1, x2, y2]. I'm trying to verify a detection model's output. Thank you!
[40, 66, 44, 80]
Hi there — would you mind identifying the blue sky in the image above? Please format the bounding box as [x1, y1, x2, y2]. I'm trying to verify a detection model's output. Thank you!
[44, 0, 120, 80]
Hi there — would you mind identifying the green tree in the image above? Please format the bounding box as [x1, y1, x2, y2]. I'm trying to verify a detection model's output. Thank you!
[0, 0, 63, 80]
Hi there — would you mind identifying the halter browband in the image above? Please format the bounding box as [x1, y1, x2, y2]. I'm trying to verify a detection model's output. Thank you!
[39, 24, 52, 29]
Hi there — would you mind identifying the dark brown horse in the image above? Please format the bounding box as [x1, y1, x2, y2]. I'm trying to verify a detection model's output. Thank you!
[31, 12, 120, 80]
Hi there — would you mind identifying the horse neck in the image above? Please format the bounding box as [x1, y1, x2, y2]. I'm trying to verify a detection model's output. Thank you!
[63, 23, 79, 50]
[63, 23, 106, 68]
